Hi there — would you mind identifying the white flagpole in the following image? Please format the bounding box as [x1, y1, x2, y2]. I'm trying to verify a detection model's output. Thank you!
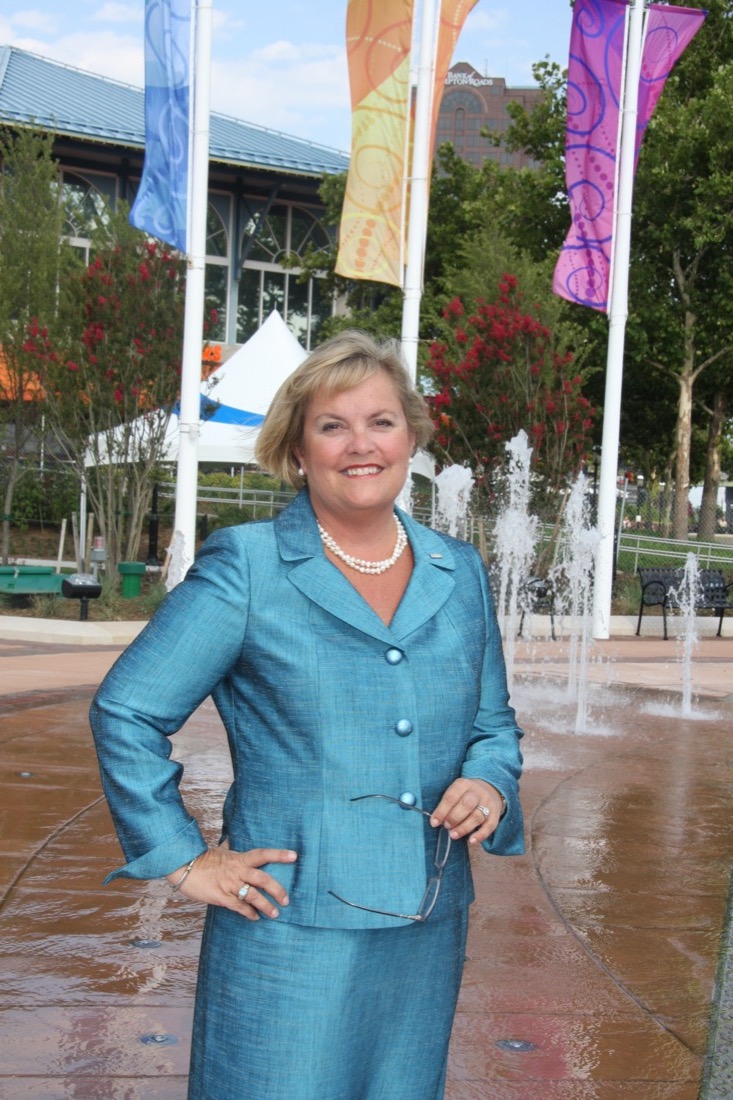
[592, 0, 646, 639]
[168, 0, 213, 588]
[401, 0, 439, 384]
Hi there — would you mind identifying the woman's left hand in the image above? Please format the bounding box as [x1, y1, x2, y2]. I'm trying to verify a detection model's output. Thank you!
[430, 778, 505, 845]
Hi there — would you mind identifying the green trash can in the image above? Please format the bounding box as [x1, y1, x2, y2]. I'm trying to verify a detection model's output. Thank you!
[118, 561, 146, 598]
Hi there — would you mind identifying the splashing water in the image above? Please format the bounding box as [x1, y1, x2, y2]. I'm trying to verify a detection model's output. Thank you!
[673, 553, 701, 717]
[492, 431, 539, 693]
[434, 464, 475, 538]
[553, 473, 599, 733]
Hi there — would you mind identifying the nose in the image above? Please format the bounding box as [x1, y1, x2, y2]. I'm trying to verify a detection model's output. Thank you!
[347, 425, 374, 453]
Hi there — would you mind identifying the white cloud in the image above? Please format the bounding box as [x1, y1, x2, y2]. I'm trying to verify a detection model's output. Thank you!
[62, 33, 143, 84]
[210, 43, 350, 149]
[212, 8, 243, 34]
[92, 3, 141, 25]
[464, 7, 509, 36]
[9, 8, 58, 33]
[256, 40, 301, 63]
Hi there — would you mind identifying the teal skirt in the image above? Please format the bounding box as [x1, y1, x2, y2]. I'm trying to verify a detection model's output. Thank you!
[188, 905, 469, 1100]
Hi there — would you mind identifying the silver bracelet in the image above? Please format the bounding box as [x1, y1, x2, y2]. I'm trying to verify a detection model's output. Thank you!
[170, 854, 201, 891]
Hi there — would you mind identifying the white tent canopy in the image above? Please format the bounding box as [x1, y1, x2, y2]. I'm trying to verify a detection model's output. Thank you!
[86, 311, 307, 468]
[206, 310, 306, 419]
[182, 309, 308, 464]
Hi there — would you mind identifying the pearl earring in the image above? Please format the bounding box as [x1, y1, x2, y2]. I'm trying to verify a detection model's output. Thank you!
[298, 467, 305, 477]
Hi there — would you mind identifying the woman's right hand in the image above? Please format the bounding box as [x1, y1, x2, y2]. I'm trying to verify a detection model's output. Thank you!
[167, 845, 298, 920]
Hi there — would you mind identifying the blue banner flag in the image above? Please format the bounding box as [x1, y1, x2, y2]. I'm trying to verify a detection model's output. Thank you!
[130, 0, 192, 253]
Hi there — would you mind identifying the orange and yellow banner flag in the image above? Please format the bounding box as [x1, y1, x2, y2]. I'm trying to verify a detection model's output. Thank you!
[336, 0, 478, 288]
[336, 0, 414, 287]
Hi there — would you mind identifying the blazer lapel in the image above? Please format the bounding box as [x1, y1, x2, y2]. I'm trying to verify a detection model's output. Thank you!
[274, 492, 456, 645]
[275, 491, 395, 644]
[389, 510, 456, 641]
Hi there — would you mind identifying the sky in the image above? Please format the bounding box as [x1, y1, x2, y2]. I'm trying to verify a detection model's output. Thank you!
[1, 1, 574, 153]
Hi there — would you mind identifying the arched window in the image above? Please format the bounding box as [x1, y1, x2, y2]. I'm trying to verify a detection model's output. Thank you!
[237, 203, 332, 349]
[61, 171, 113, 262]
[440, 91, 483, 158]
[204, 202, 229, 341]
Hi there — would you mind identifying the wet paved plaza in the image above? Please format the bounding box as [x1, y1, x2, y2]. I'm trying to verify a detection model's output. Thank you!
[1, 615, 732, 1098]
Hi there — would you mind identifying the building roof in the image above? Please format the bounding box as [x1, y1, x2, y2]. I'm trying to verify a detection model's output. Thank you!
[0, 45, 349, 178]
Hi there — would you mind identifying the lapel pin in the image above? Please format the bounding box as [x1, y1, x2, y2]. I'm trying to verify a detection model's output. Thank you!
[429, 553, 443, 559]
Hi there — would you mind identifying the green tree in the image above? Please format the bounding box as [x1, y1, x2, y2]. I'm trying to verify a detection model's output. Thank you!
[0, 127, 76, 563]
[29, 205, 186, 574]
[634, 19, 733, 538]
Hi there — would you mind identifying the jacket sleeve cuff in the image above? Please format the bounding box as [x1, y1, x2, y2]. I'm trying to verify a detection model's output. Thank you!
[460, 763, 525, 855]
[479, 799, 524, 855]
[102, 817, 208, 883]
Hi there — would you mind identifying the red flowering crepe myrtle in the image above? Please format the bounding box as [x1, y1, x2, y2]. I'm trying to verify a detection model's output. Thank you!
[24, 234, 187, 571]
[426, 276, 595, 493]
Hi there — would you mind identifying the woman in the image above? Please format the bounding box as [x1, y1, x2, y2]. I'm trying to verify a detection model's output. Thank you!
[90, 330, 524, 1100]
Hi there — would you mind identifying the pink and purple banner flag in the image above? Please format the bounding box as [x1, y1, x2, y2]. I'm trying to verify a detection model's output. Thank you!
[553, 0, 706, 312]
[130, 0, 192, 254]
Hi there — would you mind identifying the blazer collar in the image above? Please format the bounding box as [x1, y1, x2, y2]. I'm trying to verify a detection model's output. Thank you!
[275, 490, 456, 644]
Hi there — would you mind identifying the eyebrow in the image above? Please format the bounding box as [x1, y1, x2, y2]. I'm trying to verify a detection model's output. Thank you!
[313, 407, 399, 421]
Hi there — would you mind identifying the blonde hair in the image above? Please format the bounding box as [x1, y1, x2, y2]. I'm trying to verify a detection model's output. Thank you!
[255, 330, 434, 489]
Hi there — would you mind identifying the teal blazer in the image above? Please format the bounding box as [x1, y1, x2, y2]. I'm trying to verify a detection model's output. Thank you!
[90, 490, 524, 929]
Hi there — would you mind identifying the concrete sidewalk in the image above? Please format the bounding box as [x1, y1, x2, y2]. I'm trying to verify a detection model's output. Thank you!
[1, 616, 732, 1098]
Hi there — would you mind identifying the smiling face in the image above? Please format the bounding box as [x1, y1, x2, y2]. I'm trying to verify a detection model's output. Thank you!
[293, 369, 416, 525]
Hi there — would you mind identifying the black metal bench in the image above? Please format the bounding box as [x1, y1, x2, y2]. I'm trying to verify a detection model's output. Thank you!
[636, 566, 733, 639]
[518, 575, 556, 640]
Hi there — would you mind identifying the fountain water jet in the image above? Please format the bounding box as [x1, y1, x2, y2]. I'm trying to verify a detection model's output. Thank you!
[432, 444, 711, 741]
[491, 431, 539, 694]
[434, 464, 474, 538]
[552, 473, 599, 733]
[673, 553, 701, 718]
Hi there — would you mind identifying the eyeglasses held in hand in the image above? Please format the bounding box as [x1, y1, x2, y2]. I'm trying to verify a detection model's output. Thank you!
[328, 793, 452, 922]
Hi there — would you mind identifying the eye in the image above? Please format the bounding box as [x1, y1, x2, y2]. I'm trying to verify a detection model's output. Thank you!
[374, 418, 395, 428]
[319, 421, 344, 433]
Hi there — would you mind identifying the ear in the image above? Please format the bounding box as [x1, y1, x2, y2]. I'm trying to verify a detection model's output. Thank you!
[292, 447, 305, 475]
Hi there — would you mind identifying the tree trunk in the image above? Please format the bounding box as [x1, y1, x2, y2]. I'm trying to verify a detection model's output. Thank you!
[672, 366, 694, 541]
[670, 252, 699, 542]
[697, 390, 727, 543]
[660, 457, 675, 538]
[2, 461, 20, 565]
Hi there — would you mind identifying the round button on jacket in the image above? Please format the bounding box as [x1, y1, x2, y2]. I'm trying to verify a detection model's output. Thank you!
[394, 719, 413, 737]
[385, 648, 403, 665]
[398, 792, 417, 808]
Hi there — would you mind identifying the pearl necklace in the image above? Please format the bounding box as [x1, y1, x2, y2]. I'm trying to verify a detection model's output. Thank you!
[317, 517, 408, 575]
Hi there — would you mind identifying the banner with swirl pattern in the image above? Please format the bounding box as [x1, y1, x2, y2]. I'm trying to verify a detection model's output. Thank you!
[336, 0, 477, 287]
[336, 0, 414, 287]
[553, 0, 706, 312]
[130, 0, 192, 254]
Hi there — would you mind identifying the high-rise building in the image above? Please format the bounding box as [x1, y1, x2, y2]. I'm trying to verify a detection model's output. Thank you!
[435, 62, 544, 170]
